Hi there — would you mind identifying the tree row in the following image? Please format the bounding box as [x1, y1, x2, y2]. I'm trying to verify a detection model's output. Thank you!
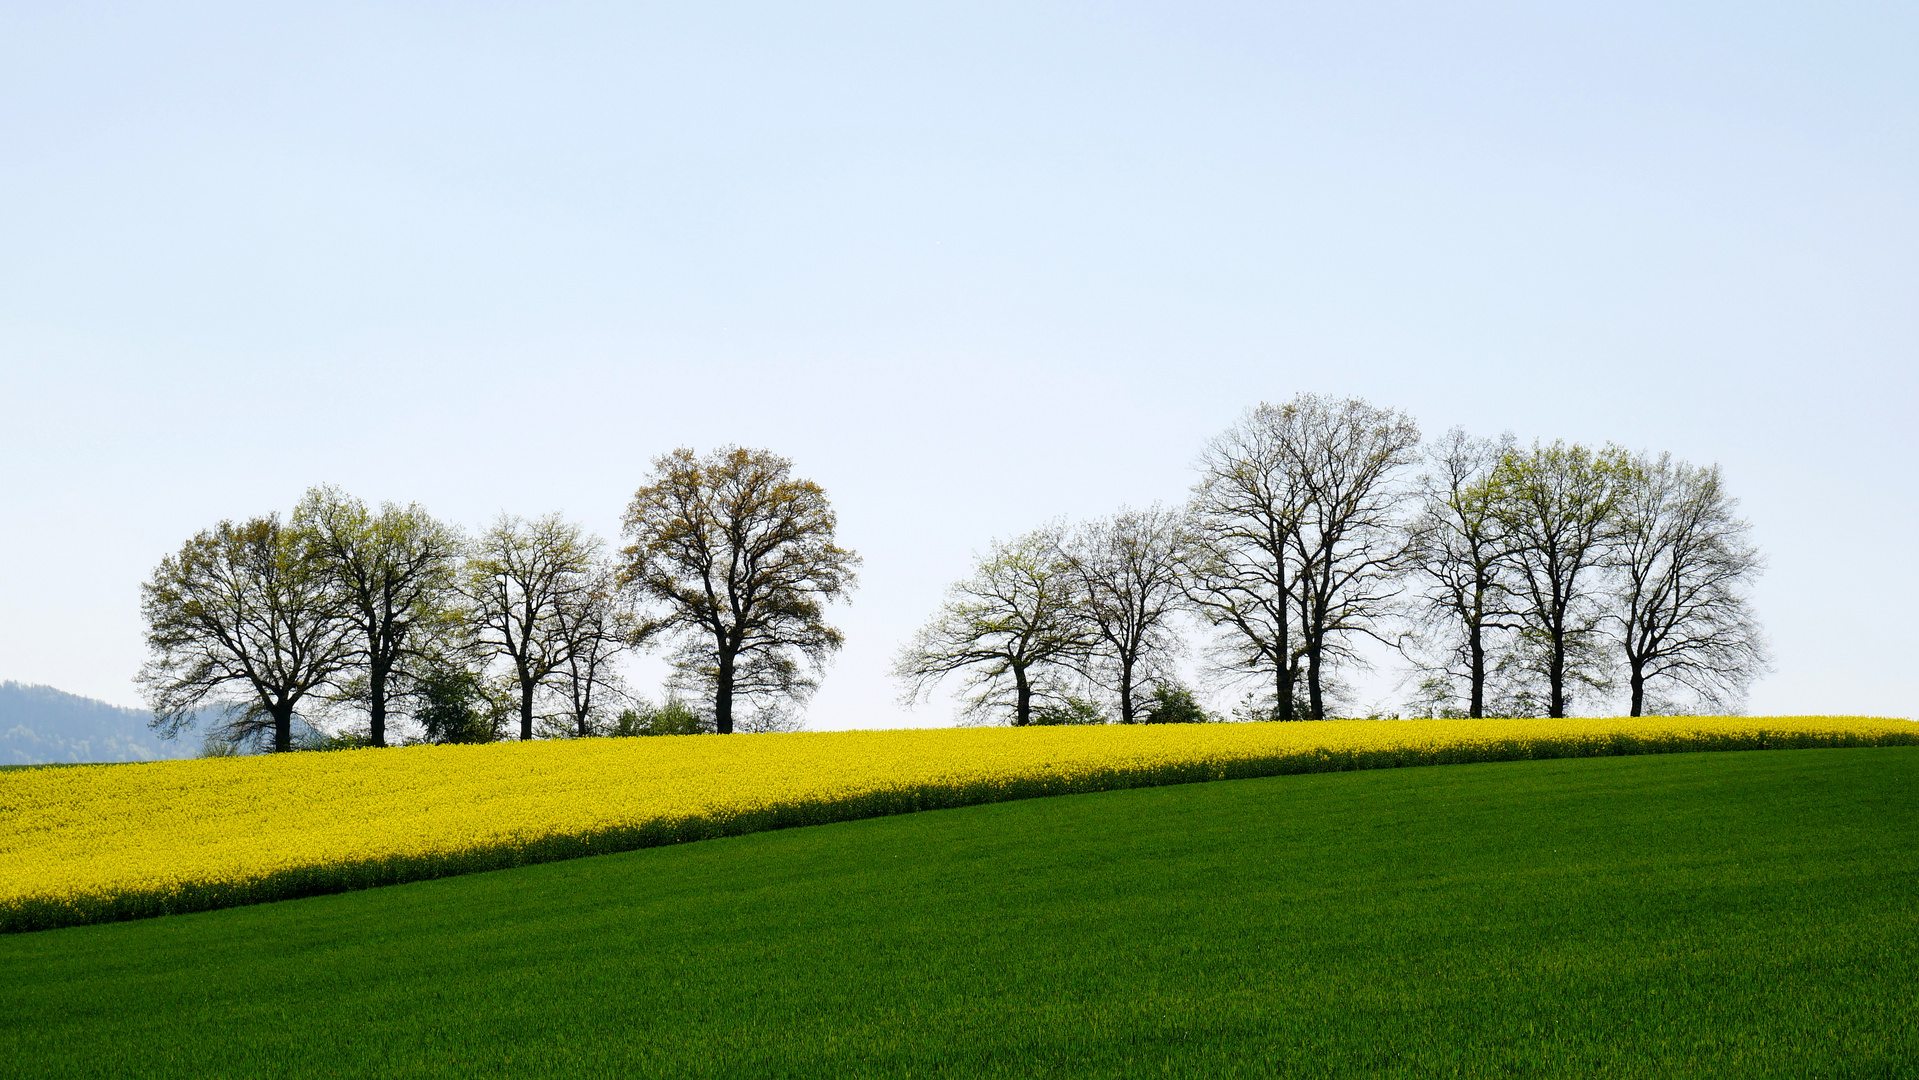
[140, 395, 1767, 751]
[893, 394, 1767, 725]
[139, 447, 858, 751]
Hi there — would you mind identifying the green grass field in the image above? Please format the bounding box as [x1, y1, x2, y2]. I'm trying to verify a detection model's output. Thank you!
[4, 747, 1915, 1078]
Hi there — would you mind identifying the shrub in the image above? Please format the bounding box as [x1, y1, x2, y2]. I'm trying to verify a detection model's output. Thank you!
[1142, 685, 1210, 724]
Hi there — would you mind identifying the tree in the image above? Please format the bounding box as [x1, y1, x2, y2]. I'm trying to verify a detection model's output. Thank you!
[551, 561, 633, 737]
[1187, 404, 1311, 721]
[464, 513, 602, 741]
[411, 661, 509, 744]
[1141, 683, 1210, 724]
[293, 485, 463, 747]
[1187, 395, 1418, 721]
[1031, 695, 1109, 726]
[892, 529, 1093, 726]
[139, 515, 355, 753]
[1283, 395, 1421, 720]
[1491, 440, 1635, 718]
[1403, 429, 1523, 718]
[1060, 505, 1191, 724]
[611, 697, 712, 736]
[620, 447, 860, 735]
[1607, 453, 1769, 715]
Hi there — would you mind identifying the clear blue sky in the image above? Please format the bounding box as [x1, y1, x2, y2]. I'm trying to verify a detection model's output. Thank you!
[3, 2, 1914, 724]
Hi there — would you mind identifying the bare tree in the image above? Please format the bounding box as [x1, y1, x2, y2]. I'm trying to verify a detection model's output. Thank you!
[1187, 405, 1310, 721]
[1608, 453, 1769, 715]
[139, 515, 355, 752]
[1492, 440, 1635, 718]
[293, 485, 464, 747]
[465, 513, 602, 741]
[1284, 395, 1421, 720]
[1060, 506, 1191, 724]
[1402, 429, 1523, 718]
[551, 561, 634, 737]
[1187, 395, 1418, 721]
[892, 528, 1093, 726]
[620, 447, 859, 735]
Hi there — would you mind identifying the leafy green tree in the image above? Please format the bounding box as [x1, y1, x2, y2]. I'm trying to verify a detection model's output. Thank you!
[1141, 684, 1211, 724]
[293, 485, 464, 747]
[611, 698, 713, 736]
[139, 515, 355, 753]
[411, 662, 507, 744]
[893, 528, 1093, 727]
[621, 447, 859, 735]
[1491, 440, 1636, 717]
[1031, 695, 1109, 726]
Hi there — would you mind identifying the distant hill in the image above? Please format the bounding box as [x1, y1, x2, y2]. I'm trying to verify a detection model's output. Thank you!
[0, 682, 200, 765]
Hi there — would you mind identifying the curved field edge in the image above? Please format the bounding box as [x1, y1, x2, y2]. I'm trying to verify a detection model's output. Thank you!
[5, 722, 1913, 934]
[7, 749, 1916, 1080]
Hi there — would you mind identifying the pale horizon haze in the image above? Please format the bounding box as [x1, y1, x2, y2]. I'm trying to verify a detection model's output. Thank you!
[3, 2, 1914, 726]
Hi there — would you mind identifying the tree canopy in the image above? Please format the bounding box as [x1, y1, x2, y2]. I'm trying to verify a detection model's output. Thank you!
[139, 515, 355, 752]
[620, 446, 859, 735]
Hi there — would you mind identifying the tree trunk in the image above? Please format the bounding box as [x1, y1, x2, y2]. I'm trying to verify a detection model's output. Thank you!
[1275, 604, 1293, 722]
[1629, 664, 1645, 717]
[1547, 626, 1567, 719]
[1467, 617, 1486, 719]
[272, 701, 294, 753]
[1118, 655, 1136, 724]
[520, 678, 536, 741]
[715, 650, 736, 734]
[1013, 664, 1032, 726]
[369, 658, 389, 748]
[1306, 643, 1324, 722]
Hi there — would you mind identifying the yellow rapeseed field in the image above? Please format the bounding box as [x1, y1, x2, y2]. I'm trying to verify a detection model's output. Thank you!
[3, 715, 1912, 932]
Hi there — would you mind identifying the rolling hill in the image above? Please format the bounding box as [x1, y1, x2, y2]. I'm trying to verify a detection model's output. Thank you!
[4, 747, 1913, 1078]
[0, 682, 196, 766]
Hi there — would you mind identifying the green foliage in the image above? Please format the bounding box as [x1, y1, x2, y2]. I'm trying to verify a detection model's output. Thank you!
[411, 665, 506, 745]
[622, 446, 859, 734]
[138, 514, 355, 753]
[292, 485, 465, 749]
[3, 750, 1913, 1078]
[1140, 684, 1210, 724]
[1487, 439, 1638, 717]
[610, 699, 712, 737]
[1030, 695, 1108, 726]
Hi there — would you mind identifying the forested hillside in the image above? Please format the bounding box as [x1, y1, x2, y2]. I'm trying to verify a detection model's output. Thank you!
[0, 683, 194, 766]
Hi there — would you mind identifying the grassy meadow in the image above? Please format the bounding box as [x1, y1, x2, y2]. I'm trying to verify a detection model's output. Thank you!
[4, 747, 1915, 1078]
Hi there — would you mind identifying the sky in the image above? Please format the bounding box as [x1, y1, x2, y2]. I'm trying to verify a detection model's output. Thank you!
[2, 1, 1914, 727]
